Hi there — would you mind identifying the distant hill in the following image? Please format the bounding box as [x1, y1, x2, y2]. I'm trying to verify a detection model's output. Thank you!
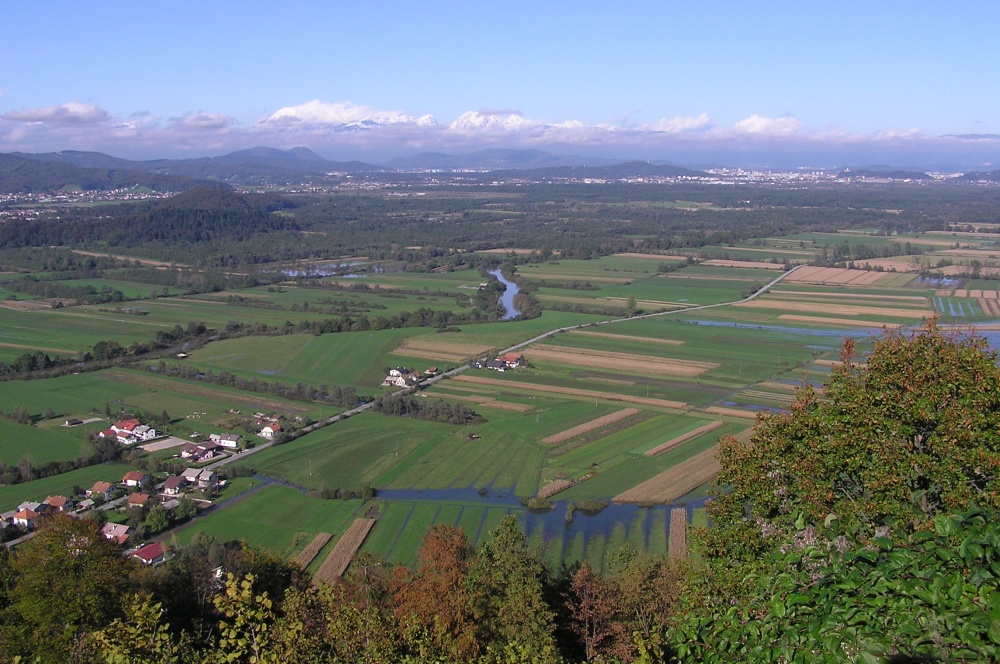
[387, 149, 624, 171]
[958, 168, 1000, 183]
[0, 152, 228, 193]
[11, 147, 388, 185]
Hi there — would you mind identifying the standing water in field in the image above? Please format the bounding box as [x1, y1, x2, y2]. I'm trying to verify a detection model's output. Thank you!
[489, 269, 522, 320]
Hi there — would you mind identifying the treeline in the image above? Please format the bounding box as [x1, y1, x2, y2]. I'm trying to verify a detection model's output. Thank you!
[0, 514, 686, 663]
[371, 393, 478, 424]
[150, 363, 365, 409]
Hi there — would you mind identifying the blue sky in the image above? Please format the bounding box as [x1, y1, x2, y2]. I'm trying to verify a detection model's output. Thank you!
[2, 1, 999, 168]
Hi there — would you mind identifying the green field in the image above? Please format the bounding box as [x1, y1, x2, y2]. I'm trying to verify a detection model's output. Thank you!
[172, 484, 363, 559]
[0, 462, 134, 511]
[0, 418, 92, 466]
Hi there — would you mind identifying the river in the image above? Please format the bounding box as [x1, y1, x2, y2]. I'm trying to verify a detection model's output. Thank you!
[488, 269, 522, 319]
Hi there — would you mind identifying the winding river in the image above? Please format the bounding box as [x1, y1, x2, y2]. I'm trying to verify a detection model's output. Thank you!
[488, 269, 522, 319]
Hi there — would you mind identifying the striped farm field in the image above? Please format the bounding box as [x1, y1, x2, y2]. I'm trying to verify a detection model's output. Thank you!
[314, 518, 377, 584]
[768, 289, 929, 303]
[568, 329, 684, 345]
[736, 298, 929, 319]
[778, 314, 903, 329]
[393, 338, 495, 363]
[613, 446, 720, 503]
[542, 408, 641, 444]
[527, 344, 719, 377]
[783, 266, 892, 286]
[432, 392, 534, 413]
[453, 375, 688, 410]
[701, 259, 785, 270]
[644, 420, 724, 457]
[295, 533, 333, 569]
[704, 406, 760, 420]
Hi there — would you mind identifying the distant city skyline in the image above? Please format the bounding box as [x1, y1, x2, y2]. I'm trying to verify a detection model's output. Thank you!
[3, 1, 999, 168]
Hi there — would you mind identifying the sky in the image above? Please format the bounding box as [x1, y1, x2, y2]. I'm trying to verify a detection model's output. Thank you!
[2, 1, 1000, 169]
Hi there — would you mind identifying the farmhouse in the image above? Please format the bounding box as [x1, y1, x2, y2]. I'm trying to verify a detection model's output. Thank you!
[382, 367, 422, 387]
[43, 496, 73, 512]
[259, 424, 281, 438]
[123, 471, 148, 488]
[500, 353, 524, 368]
[162, 475, 185, 495]
[101, 522, 131, 545]
[197, 469, 218, 489]
[87, 481, 114, 500]
[13, 508, 38, 530]
[132, 542, 167, 565]
[210, 432, 241, 449]
[127, 493, 151, 509]
[181, 467, 202, 484]
[180, 442, 222, 462]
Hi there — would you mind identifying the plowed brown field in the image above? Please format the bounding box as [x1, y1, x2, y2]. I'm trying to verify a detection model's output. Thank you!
[314, 518, 376, 585]
[613, 446, 720, 503]
[644, 421, 724, 457]
[542, 408, 641, 444]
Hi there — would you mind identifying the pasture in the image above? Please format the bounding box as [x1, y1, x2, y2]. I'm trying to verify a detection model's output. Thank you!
[172, 484, 362, 560]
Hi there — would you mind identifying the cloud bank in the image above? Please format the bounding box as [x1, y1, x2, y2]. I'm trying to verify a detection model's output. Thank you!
[2, 99, 999, 168]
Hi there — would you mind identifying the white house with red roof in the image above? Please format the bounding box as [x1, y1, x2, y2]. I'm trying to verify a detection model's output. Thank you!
[132, 542, 167, 565]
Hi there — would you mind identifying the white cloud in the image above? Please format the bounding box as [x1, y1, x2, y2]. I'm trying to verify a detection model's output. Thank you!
[733, 114, 801, 135]
[448, 110, 537, 132]
[3, 101, 110, 125]
[647, 114, 711, 133]
[263, 100, 435, 128]
[169, 112, 234, 131]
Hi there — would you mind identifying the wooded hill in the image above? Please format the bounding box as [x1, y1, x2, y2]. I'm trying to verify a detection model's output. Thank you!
[0, 153, 229, 193]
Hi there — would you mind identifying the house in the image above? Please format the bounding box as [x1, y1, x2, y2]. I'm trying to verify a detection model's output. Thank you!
[97, 429, 118, 440]
[132, 542, 166, 565]
[215, 433, 241, 449]
[18, 501, 46, 514]
[383, 367, 422, 388]
[500, 353, 524, 368]
[101, 522, 132, 545]
[197, 469, 218, 489]
[111, 418, 140, 434]
[122, 471, 148, 488]
[87, 481, 114, 500]
[127, 493, 151, 509]
[181, 467, 202, 484]
[180, 443, 201, 460]
[75, 498, 95, 512]
[13, 508, 38, 529]
[259, 424, 281, 439]
[132, 425, 157, 441]
[162, 476, 185, 496]
[43, 496, 73, 512]
[424, 367, 439, 376]
[487, 359, 507, 371]
[0, 510, 15, 529]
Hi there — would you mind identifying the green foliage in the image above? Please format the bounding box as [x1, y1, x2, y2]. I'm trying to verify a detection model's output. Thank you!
[708, 320, 1000, 566]
[673, 509, 1000, 662]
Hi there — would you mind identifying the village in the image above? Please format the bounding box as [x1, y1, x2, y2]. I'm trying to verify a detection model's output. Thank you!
[0, 411, 289, 565]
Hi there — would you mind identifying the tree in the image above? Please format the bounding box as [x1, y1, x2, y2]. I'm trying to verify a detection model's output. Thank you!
[707, 320, 1000, 566]
[392, 525, 480, 660]
[147, 505, 172, 533]
[467, 515, 558, 659]
[681, 321, 1000, 660]
[625, 293, 637, 316]
[2, 514, 136, 661]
